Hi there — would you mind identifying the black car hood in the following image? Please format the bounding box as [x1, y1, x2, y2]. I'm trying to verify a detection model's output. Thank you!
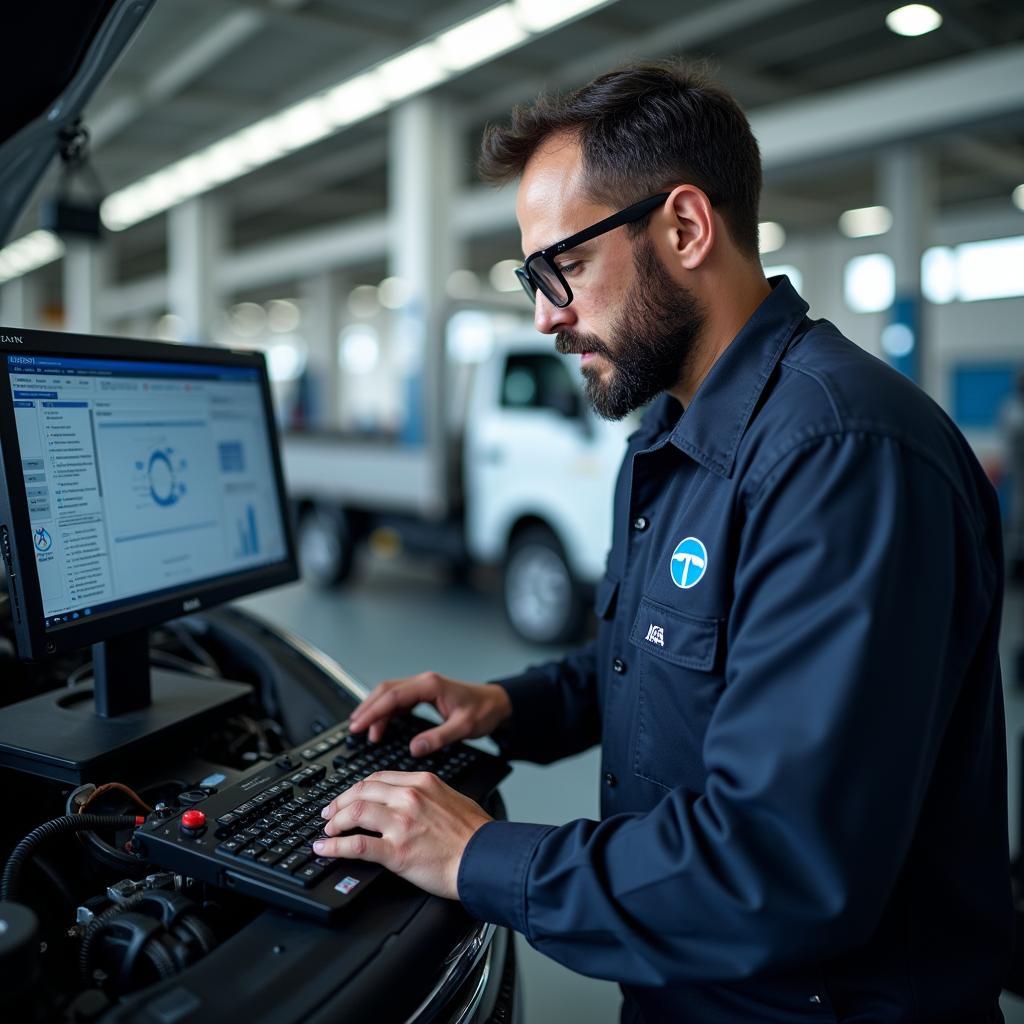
[0, 0, 155, 246]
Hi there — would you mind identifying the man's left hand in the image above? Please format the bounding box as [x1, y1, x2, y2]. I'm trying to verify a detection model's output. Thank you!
[314, 772, 493, 900]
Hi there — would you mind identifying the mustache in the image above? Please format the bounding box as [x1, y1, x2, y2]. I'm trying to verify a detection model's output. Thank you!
[555, 332, 611, 358]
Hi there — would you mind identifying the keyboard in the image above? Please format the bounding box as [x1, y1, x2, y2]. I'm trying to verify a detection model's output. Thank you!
[133, 715, 511, 921]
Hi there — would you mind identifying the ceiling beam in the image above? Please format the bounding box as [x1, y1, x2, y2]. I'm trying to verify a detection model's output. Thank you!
[90, 0, 313, 149]
[752, 43, 1024, 169]
[462, 0, 811, 124]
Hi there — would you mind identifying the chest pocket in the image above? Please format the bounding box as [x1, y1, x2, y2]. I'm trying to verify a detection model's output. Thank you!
[628, 594, 724, 792]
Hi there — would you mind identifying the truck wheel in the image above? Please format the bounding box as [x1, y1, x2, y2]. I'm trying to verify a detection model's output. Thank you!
[504, 526, 585, 645]
[298, 507, 354, 587]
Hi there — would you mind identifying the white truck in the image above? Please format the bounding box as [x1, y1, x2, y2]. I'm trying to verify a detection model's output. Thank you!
[282, 333, 630, 644]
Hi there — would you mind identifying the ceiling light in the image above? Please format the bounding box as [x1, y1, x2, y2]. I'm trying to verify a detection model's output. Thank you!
[758, 221, 786, 254]
[447, 269, 481, 299]
[0, 230, 65, 284]
[489, 259, 522, 292]
[275, 97, 333, 153]
[437, 7, 528, 71]
[839, 205, 893, 238]
[323, 74, 386, 128]
[378, 277, 411, 310]
[513, 0, 611, 33]
[1013, 184, 1024, 212]
[376, 45, 449, 103]
[94, 1, 620, 238]
[885, 4, 942, 37]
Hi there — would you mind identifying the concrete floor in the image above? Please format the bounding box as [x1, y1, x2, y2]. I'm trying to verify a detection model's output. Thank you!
[241, 555, 1024, 1024]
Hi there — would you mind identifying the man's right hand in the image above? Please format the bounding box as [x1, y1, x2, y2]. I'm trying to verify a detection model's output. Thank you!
[348, 672, 513, 758]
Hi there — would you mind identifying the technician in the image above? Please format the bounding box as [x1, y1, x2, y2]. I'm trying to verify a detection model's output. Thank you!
[314, 61, 1013, 1023]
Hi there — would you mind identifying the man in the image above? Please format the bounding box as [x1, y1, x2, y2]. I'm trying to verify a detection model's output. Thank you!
[314, 61, 1013, 1022]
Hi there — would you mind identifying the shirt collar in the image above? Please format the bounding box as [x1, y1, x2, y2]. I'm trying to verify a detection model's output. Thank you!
[636, 275, 809, 476]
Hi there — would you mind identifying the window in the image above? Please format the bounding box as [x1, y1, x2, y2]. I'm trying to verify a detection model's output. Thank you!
[501, 353, 578, 416]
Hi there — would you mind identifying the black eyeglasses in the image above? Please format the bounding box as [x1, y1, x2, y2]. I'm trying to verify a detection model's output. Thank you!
[515, 192, 670, 308]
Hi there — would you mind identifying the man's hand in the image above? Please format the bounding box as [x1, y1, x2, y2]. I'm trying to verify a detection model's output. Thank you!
[349, 672, 512, 757]
[314, 771, 492, 899]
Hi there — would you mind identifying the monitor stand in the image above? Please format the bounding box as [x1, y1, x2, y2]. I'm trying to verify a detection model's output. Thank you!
[0, 627, 252, 784]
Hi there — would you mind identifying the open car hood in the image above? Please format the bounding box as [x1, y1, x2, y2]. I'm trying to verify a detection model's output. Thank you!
[0, 0, 155, 246]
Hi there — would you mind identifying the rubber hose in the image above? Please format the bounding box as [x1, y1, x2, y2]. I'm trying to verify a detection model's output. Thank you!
[79, 892, 148, 983]
[142, 936, 178, 980]
[1, 814, 139, 902]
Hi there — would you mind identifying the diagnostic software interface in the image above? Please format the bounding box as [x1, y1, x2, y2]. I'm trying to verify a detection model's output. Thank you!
[6, 353, 288, 628]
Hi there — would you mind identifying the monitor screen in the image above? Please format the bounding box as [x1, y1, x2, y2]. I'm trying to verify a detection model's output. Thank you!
[0, 332, 297, 658]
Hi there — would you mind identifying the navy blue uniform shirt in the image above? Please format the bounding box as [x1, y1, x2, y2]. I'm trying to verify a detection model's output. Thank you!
[457, 277, 1013, 1023]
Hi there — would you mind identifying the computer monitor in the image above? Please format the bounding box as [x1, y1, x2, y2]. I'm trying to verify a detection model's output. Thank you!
[0, 327, 299, 781]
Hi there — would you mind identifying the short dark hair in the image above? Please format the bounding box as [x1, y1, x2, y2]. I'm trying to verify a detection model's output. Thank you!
[479, 59, 762, 259]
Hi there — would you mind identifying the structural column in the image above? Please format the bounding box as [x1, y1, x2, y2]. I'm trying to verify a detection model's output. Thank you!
[168, 195, 225, 345]
[388, 95, 462, 517]
[880, 145, 933, 382]
[301, 270, 343, 428]
[63, 241, 109, 335]
[0, 274, 42, 329]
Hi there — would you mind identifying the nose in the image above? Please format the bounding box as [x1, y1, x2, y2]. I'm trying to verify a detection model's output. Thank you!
[533, 291, 576, 335]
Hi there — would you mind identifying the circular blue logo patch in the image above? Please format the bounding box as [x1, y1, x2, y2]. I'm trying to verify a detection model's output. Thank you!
[670, 537, 708, 589]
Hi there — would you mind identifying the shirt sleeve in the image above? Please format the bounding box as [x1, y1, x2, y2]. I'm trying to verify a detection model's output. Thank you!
[459, 432, 1001, 984]
[488, 641, 600, 764]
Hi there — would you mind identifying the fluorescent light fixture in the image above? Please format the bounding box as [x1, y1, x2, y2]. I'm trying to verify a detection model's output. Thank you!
[93, 1, 620, 237]
[514, 0, 611, 32]
[0, 229, 65, 284]
[376, 44, 448, 103]
[1013, 184, 1024, 212]
[275, 97, 333, 153]
[758, 221, 786, 254]
[839, 205, 893, 238]
[324, 74, 387, 127]
[885, 4, 942, 37]
[437, 6, 528, 71]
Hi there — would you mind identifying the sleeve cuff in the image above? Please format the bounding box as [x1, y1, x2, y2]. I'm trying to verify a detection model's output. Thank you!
[457, 819, 555, 935]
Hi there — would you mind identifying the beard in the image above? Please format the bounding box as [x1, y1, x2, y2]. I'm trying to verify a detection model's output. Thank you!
[554, 236, 706, 420]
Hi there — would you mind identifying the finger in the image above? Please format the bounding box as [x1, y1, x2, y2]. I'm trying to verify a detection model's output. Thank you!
[312, 831, 389, 863]
[322, 797, 394, 837]
[320, 776, 405, 820]
[409, 713, 470, 757]
[348, 680, 400, 731]
[359, 770, 437, 789]
[351, 674, 443, 737]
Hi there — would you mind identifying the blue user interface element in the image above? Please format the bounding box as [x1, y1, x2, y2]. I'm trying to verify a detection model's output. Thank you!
[7, 354, 288, 626]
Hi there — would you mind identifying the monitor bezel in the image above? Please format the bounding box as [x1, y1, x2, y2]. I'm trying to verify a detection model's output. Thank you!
[0, 326, 299, 661]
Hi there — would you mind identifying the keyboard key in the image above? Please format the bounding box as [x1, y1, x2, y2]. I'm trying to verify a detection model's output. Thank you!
[238, 844, 266, 860]
[296, 861, 330, 886]
[277, 850, 310, 874]
[216, 837, 244, 855]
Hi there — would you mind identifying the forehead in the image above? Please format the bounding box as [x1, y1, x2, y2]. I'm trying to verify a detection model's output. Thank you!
[515, 135, 608, 255]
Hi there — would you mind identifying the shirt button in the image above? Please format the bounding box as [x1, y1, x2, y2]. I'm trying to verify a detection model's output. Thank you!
[612, 657, 626, 674]
[632, 516, 649, 531]
[604, 772, 617, 788]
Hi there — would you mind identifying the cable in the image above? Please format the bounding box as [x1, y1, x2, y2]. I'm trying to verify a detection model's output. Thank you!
[78, 783, 153, 815]
[2, 814, 142, 903]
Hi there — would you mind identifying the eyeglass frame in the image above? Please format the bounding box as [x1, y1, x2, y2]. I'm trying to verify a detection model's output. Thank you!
[515, 191, 671, 308]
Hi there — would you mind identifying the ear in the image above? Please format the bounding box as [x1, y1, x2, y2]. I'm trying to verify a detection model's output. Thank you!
[660, 184, 715, 271]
